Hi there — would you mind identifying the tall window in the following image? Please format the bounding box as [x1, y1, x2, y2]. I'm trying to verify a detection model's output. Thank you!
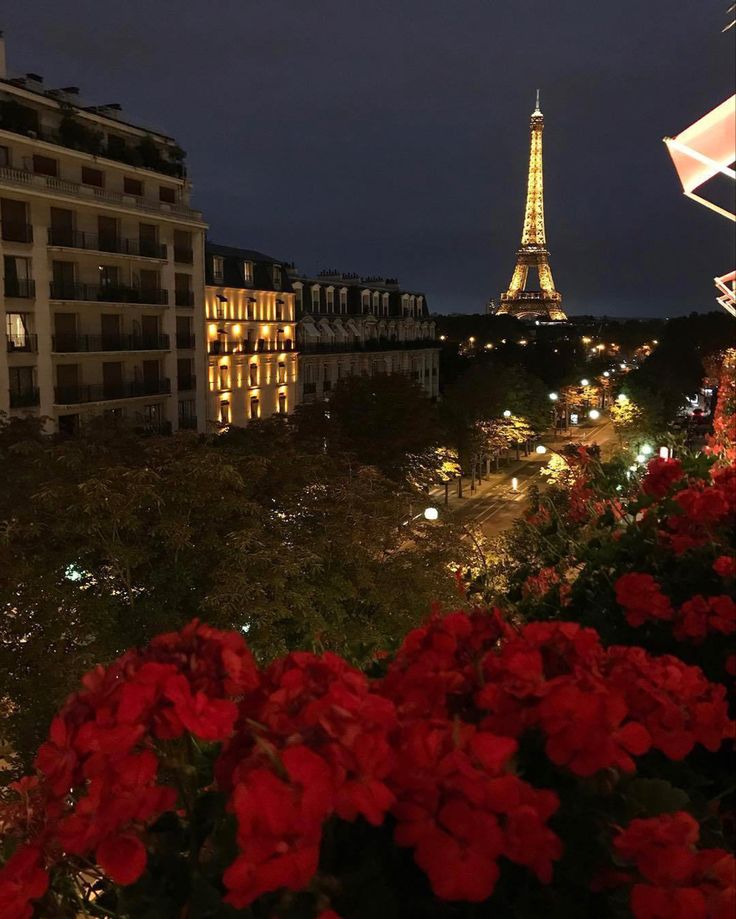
[249, 363, 258, 386]
[382, 293, 389, 316]
[278, 392, 287, 414]
[212, 256, 224, 284]
[250, 396, 260, 419]
[6, 312, 31, 350]
[272, 266, 282, 289]
[372, 291, 380, 314]
[243, 261, 253, 283]
[277, 362, 286, 384]
[339, 288, 348, 313]
[219, 364, 229, 390]
[361, 291, 370, 313]
[311, 286, 321, 312]
[220, 401, 230, 425]
[326, 287, 334, 313]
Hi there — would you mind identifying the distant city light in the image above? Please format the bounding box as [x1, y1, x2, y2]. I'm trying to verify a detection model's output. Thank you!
[603, 371, 610, 377]
[439, 335, 446, 341]
[589, 409, 600, 420]
[641, 444, 653, 455]
[617, 393, 629, 403]
[548, 392, 559, 401]
[503, 409, 512, 418]
[636, 453, 646, 463]
[423, 507, 439, 521]
[469, 336, 476, 343]
[535, 445, 548, 454]
[580, 378, 590, 386]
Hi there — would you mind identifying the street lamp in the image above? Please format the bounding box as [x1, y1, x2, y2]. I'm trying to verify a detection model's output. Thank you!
[423, 507, 439, 521]
[589, 409, 600, 420]
[511, 477, 519, 491]
[535, 445, 548, 454]
[548, 392, 559, 401]
[580, 378, 590, 386]
[503, 409, 512, 418]
[603, 371, 610, 377]
[617, 393, 629, 403]
[641, 444, 653, 455]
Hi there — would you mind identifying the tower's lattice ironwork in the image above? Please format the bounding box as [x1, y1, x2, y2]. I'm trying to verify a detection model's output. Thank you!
[496, 92, 567, 321]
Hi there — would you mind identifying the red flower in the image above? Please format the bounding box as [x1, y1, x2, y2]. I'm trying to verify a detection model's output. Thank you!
[96, 833, 148, 886]
[614, 573, 673, 628]
[713, 555, 736, 578]
[676, 595, 736, 641]
[163, 674, 238, 741]
[0, 846, 48, 919]
[642, 457, 684, 497]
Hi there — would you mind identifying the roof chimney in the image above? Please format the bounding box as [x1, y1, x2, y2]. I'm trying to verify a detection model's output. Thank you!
[0, 32, 6, 80]
[25, 72, 44, 92]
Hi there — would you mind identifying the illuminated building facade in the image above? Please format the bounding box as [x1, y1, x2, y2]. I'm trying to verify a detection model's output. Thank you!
[288, 268, 439, 401]
[496, 92, 567, 322]
[205, 244, 297, 426]
[0, 35, 207, 434]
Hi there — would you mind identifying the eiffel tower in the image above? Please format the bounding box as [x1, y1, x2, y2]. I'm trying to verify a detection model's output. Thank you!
[496, 91, 567, 321]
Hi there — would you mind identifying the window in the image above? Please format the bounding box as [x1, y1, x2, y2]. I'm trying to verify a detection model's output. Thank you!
[0, 146, 10, 167]
[139, 223, 159, 258]
[243, 261, 253, 283]
[212, 256, 224, 284]
[311, 286, 320, 312]
[124, 176, 144, 197]
[326, 287, 334, 313]
[81, 166, 104, 188]
[175, 273, 193, 307]
[249, 363, 258, 386]
[277, 362, 286, 384]
[339, 288, 347, 313]
[177, 357, 195, 389]
[250, 396, 260, 419]
[1, 198, 31, 243]
[278, 392, 287, 414]
[275, 300, 283, 321]
[173, 230, 193, 264]
[176, 316, 194, 349]
[98, 265, 119, 289]
[219, 365, 229, 390]
[179, 399, 196, 425]
[294, 285, 303, 313]
[3, 255, 33, 298]
[372, 291, 380, 314]
[382, 293, 390, 316]
[32, 154, 58, 177]
[272, 266, 282, 289]
[417, 295, 424, 314]
[159, 186, 176, 204]
[6, 312, 31, 350]
[220, 401, 230, 425]
[361, 291, 370, 313]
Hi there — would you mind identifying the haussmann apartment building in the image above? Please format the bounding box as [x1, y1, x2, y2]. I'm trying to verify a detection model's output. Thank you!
[0, 35, 207, 435]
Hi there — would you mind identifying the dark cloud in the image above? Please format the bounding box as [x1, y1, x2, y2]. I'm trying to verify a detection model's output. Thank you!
[3, 0, 733, 316]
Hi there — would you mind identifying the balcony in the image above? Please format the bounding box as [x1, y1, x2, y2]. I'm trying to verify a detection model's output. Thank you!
[4, 278, 36, 299]
[0, 165, 202, 221]
[175, 334, 196, 349]
[1, 221, 33, 243]
[175, 290, 195, 307]
[54, 378, 171, 405]
[52, 334, 170, 353]
[50, 282, 169, 306]
[177, 376, 196, 392]
[208, 339, 294, 355]
[9, 387, 40, 408]
[48, 228, 167, 259]
[7, 334, 38, 353]
[174, 246, 194, 264]
[297, 338, 439, 354]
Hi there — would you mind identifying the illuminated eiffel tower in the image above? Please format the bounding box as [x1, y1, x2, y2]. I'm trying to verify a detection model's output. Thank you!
[496, 91, 567, 321]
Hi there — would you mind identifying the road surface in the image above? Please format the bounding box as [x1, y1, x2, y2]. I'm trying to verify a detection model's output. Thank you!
[449, 419, 617, 538]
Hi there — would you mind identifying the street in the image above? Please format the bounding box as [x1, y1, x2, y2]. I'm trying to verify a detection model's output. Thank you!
[443, 419, 617, 538]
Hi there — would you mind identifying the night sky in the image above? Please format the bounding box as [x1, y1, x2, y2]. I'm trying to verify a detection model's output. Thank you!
[3, 0, 734, 317]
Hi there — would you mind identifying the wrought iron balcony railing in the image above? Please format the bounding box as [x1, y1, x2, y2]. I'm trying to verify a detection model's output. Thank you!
[7, 334, 38, 353]
[50, 282, 169, 305]
[54, 378, 172, 405]
[0, 220, 33, 243]
[4, 278, 36, 298]
[48, 228, 167, 259]
[52, 334, 170, 353]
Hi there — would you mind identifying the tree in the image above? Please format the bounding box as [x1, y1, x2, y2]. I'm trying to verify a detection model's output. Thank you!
[0, 418, 474, 770]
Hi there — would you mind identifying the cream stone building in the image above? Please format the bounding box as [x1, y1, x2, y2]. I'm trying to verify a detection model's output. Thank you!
[288, 269, 439, 402]
[0, 37, 207, 434]
[205, 244, 297, 427]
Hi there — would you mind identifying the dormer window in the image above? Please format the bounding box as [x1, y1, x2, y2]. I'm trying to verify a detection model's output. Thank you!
[272, 266, 282, 289]
[417, 295, 424, 315]
[382, 292, 389, 316]
[326, 287, 334, 313]
[339, 288, 348, 313]
[361, 290, 370, 313]
[311, 286, 321, 312]
[243, 261, 253, 283]
[212, 256, 224, 285]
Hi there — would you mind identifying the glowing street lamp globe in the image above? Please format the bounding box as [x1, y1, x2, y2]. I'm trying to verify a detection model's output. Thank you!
[589, 409, 600, 420]
[548, 392, 559, 401]
[503, 409, 512, 418]
[535, 445, 548, 454]
[423, 507, 439, 521]
[580, 378, 590, 386]
[617, 393, 629, 403]
[641, 444, 653, 455]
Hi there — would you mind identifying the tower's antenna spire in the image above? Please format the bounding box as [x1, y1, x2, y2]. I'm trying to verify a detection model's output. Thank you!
[535, 88, 540, 112]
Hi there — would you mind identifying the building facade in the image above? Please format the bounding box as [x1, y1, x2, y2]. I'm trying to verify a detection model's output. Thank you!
[205, 244, 297, 427]
[0, 40, 207, 435]
[289, 269, 439, 402]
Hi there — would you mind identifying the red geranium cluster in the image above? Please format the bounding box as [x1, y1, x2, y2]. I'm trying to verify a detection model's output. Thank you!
[613, 812, 735, 919]
[614, 572, 736, 641]
[0, 612, 733, 919]
[659, 463, 736, 556]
